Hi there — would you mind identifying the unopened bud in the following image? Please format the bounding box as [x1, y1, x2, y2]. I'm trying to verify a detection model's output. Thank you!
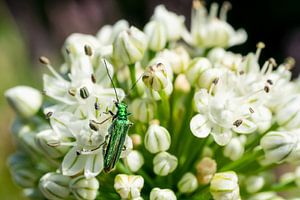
[177, 172, 198, 193]
[196, 157, 217, 184]
[143, 63, 169, 91]
[114, 174, 144, 199]
[144, 20, 167, 51]
[153, 152, 178, 176]
[70, 176, 99, 200]
[123, 150, 144, 172]
[150, 188, 177, 200]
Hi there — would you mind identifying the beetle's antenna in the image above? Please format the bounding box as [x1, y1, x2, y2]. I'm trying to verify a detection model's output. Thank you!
[103, 59, 119, 102]
[129, 73, 143, 91]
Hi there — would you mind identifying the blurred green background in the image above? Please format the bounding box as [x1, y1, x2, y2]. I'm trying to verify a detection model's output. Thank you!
[1, 0, 300, 199]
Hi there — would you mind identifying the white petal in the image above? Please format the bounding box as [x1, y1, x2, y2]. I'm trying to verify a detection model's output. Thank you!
[211, 126, 232, 146]
[84, 152, 104, 178]
[190, 114, 211, 138]
[62, 147, 86, 176]
[233, 119, 257, 134]
[43, 74, 75, 105]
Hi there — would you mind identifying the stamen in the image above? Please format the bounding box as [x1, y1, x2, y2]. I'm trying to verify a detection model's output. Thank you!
[45, 112, 53, 119]
[209, 77, 219, 95]
[84, 45, 93, 56]
[68, 88, 77, 96]
[249, 107, 255, 113]
[233, 119, 243, 127]
[209, 3, 219, 19]
[284, 57, 295, 70]
[94, 102, 100, 110]
[89, 120, 99, 131]
[264, 85, 270, 93]
[80, 87, 89, 99]
[255, 42, 265, 60]
[39, 56, 65, 81]
[220, 1, 231, 21]
[91, 74, 96, 83]
[267, 79, 273, 85]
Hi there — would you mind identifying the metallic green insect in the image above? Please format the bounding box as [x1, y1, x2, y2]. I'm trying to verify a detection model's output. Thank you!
[101, 60, 133, 173]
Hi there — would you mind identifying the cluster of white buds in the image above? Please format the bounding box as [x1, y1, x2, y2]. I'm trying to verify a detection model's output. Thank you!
[6, 1, 300, 200]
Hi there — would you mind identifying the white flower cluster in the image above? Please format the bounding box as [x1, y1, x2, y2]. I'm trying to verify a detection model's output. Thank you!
[5, 1, 300, 200]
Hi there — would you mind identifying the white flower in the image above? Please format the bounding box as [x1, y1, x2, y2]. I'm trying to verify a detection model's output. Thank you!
[144, 121, 171, 154]
[184, 1, 247, 48]
[185, 57, 212, 86]
[245, 176, 265, 193]
[152, 5, 185, 41]
[130, 98, 155, 123]
[35, 129, 70, 159]
[190, 74, 257, 145]
[143, 63, 170, 91]
[223, 136, 246, 161]
[113, 26, 148, 65]
[114, 174, 144, 199]
[178, 173, 198, 193]
[97, 19, 129, 46]
[210, 171, 240, 200]
[144, 20, 167, 51]
[62, 33, 100, 62]
[150, 188, 177, 200]
[5, 86, 42, 118]
[39, 172, 72, 200]
[156, 47, 190, 74]
[153, 152, 178, 176]
[69, 176, 99, 200]
[260, 130, 300, 163]
[123, 150, 144, 172]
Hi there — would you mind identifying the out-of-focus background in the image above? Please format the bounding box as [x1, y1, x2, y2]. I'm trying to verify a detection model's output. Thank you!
[1, 0, 300, 199]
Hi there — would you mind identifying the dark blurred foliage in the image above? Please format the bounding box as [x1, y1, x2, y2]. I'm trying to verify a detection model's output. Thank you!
[4, 0, 300, 76]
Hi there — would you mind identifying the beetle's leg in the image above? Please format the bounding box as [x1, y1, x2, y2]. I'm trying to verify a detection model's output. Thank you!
[97, 116, 113, 125]
[103, 110, 115, 116]
[76, 142, 106, 155]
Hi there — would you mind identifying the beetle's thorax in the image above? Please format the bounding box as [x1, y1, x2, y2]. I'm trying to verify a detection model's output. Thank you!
[117, 102, 128, 120]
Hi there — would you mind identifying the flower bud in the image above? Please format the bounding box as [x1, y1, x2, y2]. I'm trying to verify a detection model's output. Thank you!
[185, 58, 212, 86]
[223, 136, 246, 161]
[5, 86, 42, 118]
[245, 176, 265, 193]
[143, 63, 169, 91]
[157, 47, 190, 74]
[152, 5, 185, 41]
[208, 48, 226, 64]
[260, 130, 300, 163]
[248, 192, 284, 200]
[39, 172, 72, 200]
[8, 153, 41, 188]
[197, 68, 223, 89]
[70, 176, 99, 200]
[174, 74, 191, 93]
[130, 134, 142, 148]
[114, 174, 144, 199]
[210, 171, 240, 200]
[196, 157, 217, 184]
[276, 95, 300, 130]
[144, 20, 167, 51]
[130, 98, 155, 123]
[113, 26, 148, 65]
[153, 152, 178, 176]
[97, 19, 129, 45]
[150, 188, 177, 200]
[123, 150, 144, 172]
[177, 172, 198, 193]
[144, 121, 171, 154]
[35, 129, 69, 159]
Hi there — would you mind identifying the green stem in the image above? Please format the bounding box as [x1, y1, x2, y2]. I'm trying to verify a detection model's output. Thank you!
[220, 148, 264, 172]
[129, 63, 137, 97]
[137, 169, 155, 188]
[159, 90, 170, 127]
